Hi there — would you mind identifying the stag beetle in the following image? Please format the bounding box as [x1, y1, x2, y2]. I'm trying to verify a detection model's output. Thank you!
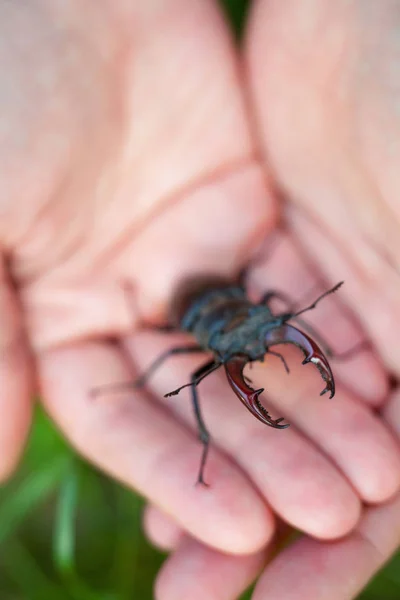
[93, 275, 355, 486]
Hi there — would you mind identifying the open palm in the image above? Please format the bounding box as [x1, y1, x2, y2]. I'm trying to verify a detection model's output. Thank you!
[2, 2, 400, 599]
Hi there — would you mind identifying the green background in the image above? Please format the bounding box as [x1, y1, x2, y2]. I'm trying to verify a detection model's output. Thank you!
[1, 1, 399, 598]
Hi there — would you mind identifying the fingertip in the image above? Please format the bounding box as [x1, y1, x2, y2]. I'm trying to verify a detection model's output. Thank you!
[152, 444, 276, 555]
[307, 489, 361, 541]
[143, 504, 184, 551]
[155, 537, 267, 600]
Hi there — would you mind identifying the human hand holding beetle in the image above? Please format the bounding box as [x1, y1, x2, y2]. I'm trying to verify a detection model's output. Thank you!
[2, 2, 400, 600]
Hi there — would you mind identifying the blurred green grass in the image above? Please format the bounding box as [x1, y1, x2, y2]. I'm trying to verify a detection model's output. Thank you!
[1, 1, 399, 598]
[0, 408, 164, 600]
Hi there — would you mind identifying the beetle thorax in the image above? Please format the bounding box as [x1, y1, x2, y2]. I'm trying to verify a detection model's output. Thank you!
[206, 308, 278, 360]
[181, 285, 278, 361]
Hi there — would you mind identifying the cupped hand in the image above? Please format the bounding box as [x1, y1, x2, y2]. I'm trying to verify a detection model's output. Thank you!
[1, 2, 400, 600]
[154, 2, 400, 599]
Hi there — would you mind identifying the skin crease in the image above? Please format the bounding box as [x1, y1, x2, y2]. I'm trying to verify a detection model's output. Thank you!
[1, 0, 400, 598]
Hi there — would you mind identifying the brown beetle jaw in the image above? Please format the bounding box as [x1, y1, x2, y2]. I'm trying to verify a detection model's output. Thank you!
[224, 355, 290, 429]
[264, 324, 335, 399]
[224, 324, 335, 429]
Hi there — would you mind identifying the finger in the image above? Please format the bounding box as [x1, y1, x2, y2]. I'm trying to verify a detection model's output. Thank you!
[247, 230, 388, 406]
[38, 341, 274, 554]
[127, 332, 361, 540]
[285, 206, 400, 381]
[245, 0, 400, 381]
[155, 536, 267, 600]
[382, 387, 400, 439]
[0, 256, 33, 479]
[252, 492, 400, 600]
[143, 504, 184, 551]
[249, 351, 400, 503]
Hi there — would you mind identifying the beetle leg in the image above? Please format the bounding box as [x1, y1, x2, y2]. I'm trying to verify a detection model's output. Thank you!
[90, 344, 204, 398]
[189, 360, 218, 486]
[164, 360, 221, 398]
[268, 350, 290, 374]
[264, 324, 335, 398]
[165, 359, 221, 486]
[292, 282, 343, 319]
[260, 284, 367, 362]
[225, 355, 290, 429]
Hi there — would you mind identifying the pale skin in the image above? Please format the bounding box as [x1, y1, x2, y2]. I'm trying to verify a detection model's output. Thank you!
[2, 1, 400, 599]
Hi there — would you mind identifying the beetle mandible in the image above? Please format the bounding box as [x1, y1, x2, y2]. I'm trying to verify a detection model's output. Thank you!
[91, 270, 362, 486]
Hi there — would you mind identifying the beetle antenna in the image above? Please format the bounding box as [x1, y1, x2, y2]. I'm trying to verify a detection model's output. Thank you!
[291, 281, 344, 319]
